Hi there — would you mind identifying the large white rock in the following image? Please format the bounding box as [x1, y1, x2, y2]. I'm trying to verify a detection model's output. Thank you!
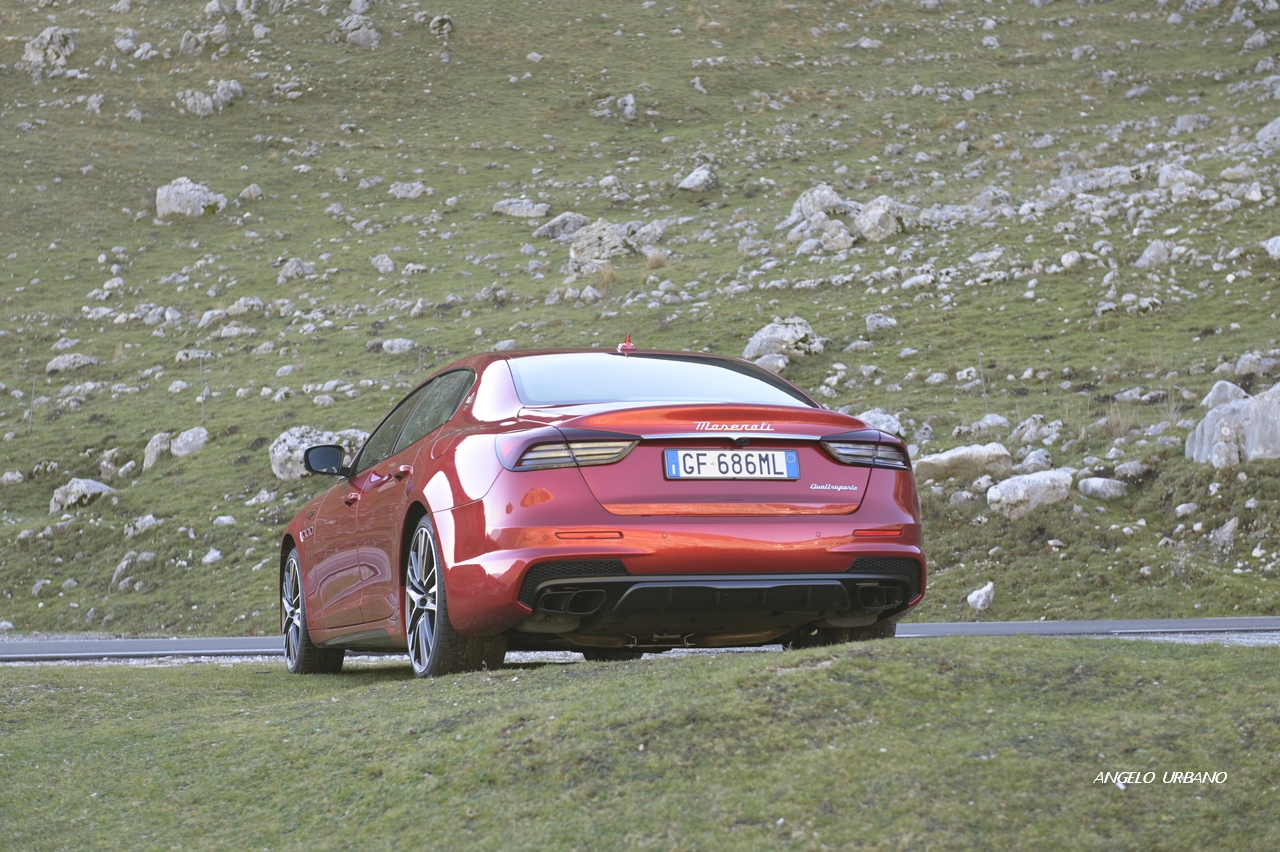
[1262, 236, 1280, 260]
[49, 478, 114, 514]
[568, 218, 630, 274]
[1201, 380, 1249, 410]
[986, 469, 1073, 520]
[22, 26, 76, 81]
[966, 581, 994, 612]
[277, 257, 315, 284]
[532, 211, 589, 240]
[492, 198, 551, 218]
[370, 254, 395, 274]
[1134, 240, 1170, 269]
[854, 196, 909, 242]
[854, 408, 902, 437]
[155, 177, 228, 218]
[1156, 163, 1204, 188]
[2, 470, 24, 486]
[143, 432, 171, 471]
[1077, 477, 1128, 500]
[46, 353, 99, 374]
[677, 165, 718, 192]
[753, 353, 789, 373]
[381, 338, 415, 355]
[269, 426, 369, 481]
[776, 184, 853, 231]
[865, 313, 898, 333]
[741, 317, 824, 360]
[170, 426, 209, 457]
[1185, 382, 1280, 467]
[914, 443, 1012, 483]
[1256, 115, 1280, 149]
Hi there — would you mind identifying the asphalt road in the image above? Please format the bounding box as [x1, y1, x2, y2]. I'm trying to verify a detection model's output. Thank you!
[3, 616, 1279, 662]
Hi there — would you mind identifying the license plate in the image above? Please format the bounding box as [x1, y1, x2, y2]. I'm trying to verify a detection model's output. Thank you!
[663, 448, 799, 480]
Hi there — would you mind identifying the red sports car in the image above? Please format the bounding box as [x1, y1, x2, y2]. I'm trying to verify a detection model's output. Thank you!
[281, 345, 925, 675]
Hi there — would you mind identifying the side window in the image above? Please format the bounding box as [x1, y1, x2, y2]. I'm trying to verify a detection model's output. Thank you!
[393, 370, 476, 454]
[352, 384, 432, 472]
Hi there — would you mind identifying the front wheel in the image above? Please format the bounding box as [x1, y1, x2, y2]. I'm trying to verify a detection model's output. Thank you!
[281, 549, 345, 674]
[404, 517, 506, 678]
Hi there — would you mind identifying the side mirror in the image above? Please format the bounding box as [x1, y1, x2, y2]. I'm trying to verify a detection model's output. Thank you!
[303, 445, 347, 476]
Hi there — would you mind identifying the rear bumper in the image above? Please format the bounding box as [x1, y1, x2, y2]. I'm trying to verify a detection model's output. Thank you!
[438, 466, 925, 636]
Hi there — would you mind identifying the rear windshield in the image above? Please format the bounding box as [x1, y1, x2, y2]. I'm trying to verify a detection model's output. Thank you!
[508, 353, 815, 407]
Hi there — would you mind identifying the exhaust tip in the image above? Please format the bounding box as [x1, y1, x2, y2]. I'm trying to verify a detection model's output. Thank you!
[566, 589, 607, 616]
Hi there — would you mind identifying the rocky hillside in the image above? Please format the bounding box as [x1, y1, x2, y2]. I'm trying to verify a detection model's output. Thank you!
[1, 0, 1279, 636]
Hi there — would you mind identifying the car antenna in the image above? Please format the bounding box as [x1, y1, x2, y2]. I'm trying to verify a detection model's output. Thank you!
[616, 333, 636, 357]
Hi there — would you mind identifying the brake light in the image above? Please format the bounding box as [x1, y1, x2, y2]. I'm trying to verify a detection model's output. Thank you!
[823, 440, 911, 471]
[512, 440, 638, 471]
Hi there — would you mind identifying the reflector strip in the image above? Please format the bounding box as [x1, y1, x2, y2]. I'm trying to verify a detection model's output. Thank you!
[853, 529, 903, 537]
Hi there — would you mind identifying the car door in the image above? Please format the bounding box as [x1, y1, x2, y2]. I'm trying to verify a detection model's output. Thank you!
[308, 484, 365, 629]
[359, 370, 476, 624]
[327, 383, 432, 624]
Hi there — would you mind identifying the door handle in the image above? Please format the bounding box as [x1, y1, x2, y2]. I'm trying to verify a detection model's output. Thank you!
[344, 492, 361, 506]
[394, 465, 414, 480]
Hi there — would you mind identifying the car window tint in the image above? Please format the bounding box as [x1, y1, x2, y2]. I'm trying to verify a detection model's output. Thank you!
[394, 370, 475, 454]
[508, 353, 814, 407]
[353, 384, 431, 472]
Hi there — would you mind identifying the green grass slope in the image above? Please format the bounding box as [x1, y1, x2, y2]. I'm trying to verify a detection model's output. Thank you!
[2, 638, 1277, 850]
[0, 0, 1278, 636]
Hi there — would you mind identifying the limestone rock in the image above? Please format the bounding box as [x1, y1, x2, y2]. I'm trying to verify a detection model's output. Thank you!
[1201, 380, 1248, 410]
[46, 353, 99, 374]
[21, 27, 76, 82]
[966, 581, 994, 612]
[277, 257, 315, 284]
[753, 353, 789, 374]
[1262, 236, 1280, 260]
[865, 313, 898, 333]
[49, 478, 114, 514]
[854, 196, 909, 242]
[143, 432, 171, 471]
[382, 338, 416, 355]
[269, 426, 369, 481]
[854, 408, 902, 436]
[914, 443, 1012, 483]
[493, 198, 551, 218]
[240, 183, 263, 201]
[532, 211, 589, 241]
[1185, 382, 1280, 467]
[170, 427, 209, 457]
[1134, 240, 1170, 269]
[2, 470, 24, 486]
[677, 165, 718, 192]
[986, 469, 1073, 520]
[1256, 116, 1280, 149]
[1014, 447, 1053, 473]
[776, 184, 854, 231]
[1078, 477, 1128, 500]
[568, 218, 630, 274]
[156, 177, 227, 218]
[742, 317, 824, 360]
[370, 254, 395, 274]
[1113, 460, 1152, 481]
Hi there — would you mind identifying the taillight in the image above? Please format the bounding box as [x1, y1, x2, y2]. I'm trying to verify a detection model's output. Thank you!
[512, 440, 637, 471]
[824, 440, 911, 471]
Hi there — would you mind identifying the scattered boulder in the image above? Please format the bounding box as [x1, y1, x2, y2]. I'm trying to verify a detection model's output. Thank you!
[49, 478, 114, 514]
[1134, 240, 1170, 269]
[269, 426, 369, 481]
[492, 198, 550, 218]
[156, 177, 228, 218]
[854, 196, 909, 242]
[914, 443, 1012, 483]
[533, 211, 589, 240]
[46, 353, 99, 374]
[1175, 502, 1198, 518]
[1113, 460, 1152, 481]
[382, 338, 416, 355]
[966, 581, 994, 612]
[240, 183, 264, 201]
[1077, 477, 1128, 500]
[753, 353, 789, 374]
[170, 427, 209, 458]
[370, 254, 396, 274]
[2, 470, 24, 486]
[865, 313, 898, 333]
[277, 257, 315, 284]
[389, 181, 432, 200]
[568, 218, 630, 274]
[143, 432, 171, 471]
[21, 27, 76, 82]
[1014, 448, 1053, 473]
[776, 184, 854, 231]
[853, 408, 902, 436]
[1208, 516, 1238, 552]
[1185, 382, 1280, 467]
[986, 469, 1073, 520]
[1262, 236, 1280, 260]
[742, 316, 824, 360]
[677, 165, 718, 192]
[1201, 380, 1248, 410]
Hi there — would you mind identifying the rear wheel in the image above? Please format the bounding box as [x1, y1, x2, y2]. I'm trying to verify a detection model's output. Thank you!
[282, 550, 345, 674]
[404, 517, 506, 678]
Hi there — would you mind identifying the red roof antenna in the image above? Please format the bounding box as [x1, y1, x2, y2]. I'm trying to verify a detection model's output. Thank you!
[616, 333, 636, 357]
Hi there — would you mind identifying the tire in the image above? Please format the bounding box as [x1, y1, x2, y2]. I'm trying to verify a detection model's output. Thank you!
[780, 627, 828, 650]
[581, 649, 645, 662]
[282, 549, 345, 674]
[404, 516, 506, 678]
[825, 622, 898, 645]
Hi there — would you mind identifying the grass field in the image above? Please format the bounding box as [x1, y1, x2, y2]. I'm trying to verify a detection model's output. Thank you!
[1, 637, 1277, 850]
[1, 0, 1279, 635]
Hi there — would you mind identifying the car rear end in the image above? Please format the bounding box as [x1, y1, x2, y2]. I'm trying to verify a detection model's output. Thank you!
[445, 351, 924, 650]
